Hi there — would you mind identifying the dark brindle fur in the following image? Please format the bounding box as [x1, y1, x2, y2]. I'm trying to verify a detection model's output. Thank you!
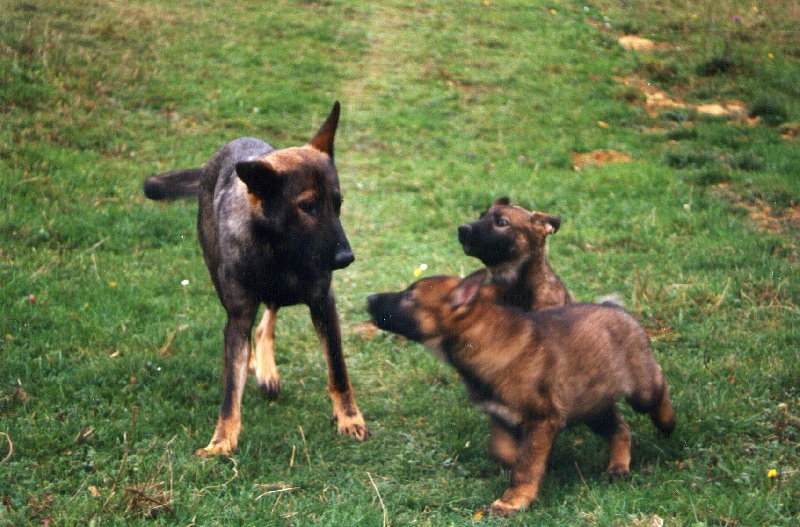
[144, 102, 369, 456]
[367, 271, 675, 516]
[458, 197, 575, 311]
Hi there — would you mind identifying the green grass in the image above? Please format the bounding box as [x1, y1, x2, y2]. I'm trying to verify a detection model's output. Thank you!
[1, 0, 798, 525]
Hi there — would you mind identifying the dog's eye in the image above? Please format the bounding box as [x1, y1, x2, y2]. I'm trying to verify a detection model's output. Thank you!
[496, 217, 509, 227]
[298, 201, 319, 217]
[401, 290, 416, 305]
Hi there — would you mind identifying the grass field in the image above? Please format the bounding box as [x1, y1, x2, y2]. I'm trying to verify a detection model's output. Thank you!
[1, 0, 798, 525]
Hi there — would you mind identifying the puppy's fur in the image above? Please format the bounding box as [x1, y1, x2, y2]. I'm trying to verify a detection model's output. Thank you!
[458, 197, 574, 311]
[367, 271, 675, 516]
[144, 102, 369, 456]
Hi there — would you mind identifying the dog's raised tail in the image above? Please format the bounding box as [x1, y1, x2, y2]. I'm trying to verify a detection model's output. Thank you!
[143, 168, 203, 200]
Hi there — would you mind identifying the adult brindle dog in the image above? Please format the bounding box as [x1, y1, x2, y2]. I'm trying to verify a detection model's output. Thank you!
[144, 102, 369, 456]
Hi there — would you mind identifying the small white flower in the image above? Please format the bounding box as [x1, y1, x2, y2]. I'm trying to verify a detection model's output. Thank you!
[181, 279, 190, 286]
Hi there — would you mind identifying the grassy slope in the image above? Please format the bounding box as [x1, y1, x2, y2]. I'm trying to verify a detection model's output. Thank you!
[1, 0, 798, 525]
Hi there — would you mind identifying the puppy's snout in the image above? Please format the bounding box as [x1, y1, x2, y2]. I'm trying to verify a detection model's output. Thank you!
[366, 293, 384, 323]
[366, 294, 379, 309]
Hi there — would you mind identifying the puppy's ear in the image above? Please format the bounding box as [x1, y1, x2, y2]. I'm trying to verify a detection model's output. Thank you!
[531, 212, 562, 235]
[236, 158, 283, 198]
[308, 100, 340, 159]
[480, 196, 510, 218]
[451, 270, 487, 311]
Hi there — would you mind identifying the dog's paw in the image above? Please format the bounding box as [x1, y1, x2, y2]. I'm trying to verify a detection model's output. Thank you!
[258, 377, 281, 400]
[605, 464, 631, 482]
[332, 413, 371, 441]
[487, 498, 524, 517]
[195, 440, 237, 458]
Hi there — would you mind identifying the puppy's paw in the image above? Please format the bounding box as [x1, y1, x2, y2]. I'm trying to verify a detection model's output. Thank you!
[606, 464, 631, 482]
[488, 498, 524, 517]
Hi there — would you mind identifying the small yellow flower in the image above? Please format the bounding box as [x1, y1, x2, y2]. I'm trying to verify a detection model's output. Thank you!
[109, 281, 117, 288]
[752, 6, 759, 13]
[550, 9, 557, 15]
[413, 268, 422, 277]
[768, 53, 774, 59]
[767, 469, 778, 478]
[692, 13, 698, 19]
[598, 120, 609, 129]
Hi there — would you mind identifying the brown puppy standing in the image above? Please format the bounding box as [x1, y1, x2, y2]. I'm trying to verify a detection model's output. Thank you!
[458, 197, 575, 311]
[367, 271, 675, 516]
[144, 102, 369, 456]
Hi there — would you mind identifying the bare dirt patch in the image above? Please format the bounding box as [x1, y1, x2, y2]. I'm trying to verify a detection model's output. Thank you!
[714, 182, 800, 234]
[571, 149, 631, 170]
[347, 321, 380, 339]
[618, 35, 677, 52]
[615, 76, 752, 121]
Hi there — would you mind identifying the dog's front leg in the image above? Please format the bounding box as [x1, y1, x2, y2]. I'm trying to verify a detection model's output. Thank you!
[196, 306, 257, 457]
[310, 289, 370, 441]
[251, 305, 281, 399]
[489, 418, 559, 516]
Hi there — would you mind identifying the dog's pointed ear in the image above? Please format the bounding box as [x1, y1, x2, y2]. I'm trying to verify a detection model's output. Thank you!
[236, 158, 283, 197]
[493, 196, 511, 207]
[531, 212, 562, 235]
[308, 101, 340, 159]
[451, 270, 487, 311]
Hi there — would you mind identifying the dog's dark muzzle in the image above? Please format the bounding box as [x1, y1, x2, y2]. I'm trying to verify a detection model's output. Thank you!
[333, 246, 355, 270]
[330, 218, 355, 270]
[366, 292, 424, 342]
[458, 222, 477, 256]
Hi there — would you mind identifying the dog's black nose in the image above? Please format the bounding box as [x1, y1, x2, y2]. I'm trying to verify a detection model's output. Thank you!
[333, 249, 355, 270]
[457, 223, 472, 243]
[366, 294, 378, 310]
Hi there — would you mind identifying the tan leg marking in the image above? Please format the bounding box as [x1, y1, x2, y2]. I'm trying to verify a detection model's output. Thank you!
[251, 306, 280, 399]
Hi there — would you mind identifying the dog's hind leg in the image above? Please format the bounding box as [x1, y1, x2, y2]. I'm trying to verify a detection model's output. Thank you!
[310, 290, 370, 441]
[196, 303, 258, 457]
[587, 408, 632, 480]
[251, 305, 280, 399]
[649, 369, 676, 437]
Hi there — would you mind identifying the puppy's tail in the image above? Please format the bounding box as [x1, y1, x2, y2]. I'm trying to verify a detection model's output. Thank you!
[596, 292, 625, 309]
[143, 168, 203, 200]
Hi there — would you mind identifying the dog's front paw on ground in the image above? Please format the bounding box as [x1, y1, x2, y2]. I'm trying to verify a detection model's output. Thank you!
[195, 440, 237, 458]
[488, 498, 527, 517]
[332, 413, 371, 441]
[606, 464, 631, 482]
[257, 376, 281, 400]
